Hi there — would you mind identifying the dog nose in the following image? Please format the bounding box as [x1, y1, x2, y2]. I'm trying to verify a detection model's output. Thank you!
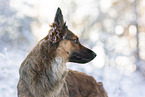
[92, 52, 97, 58]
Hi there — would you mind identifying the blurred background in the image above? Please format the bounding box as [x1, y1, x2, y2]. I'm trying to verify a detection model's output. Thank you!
[0, 0, 145, 97]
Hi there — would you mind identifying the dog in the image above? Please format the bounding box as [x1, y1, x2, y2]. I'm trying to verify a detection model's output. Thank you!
[17, 7, 108, 97]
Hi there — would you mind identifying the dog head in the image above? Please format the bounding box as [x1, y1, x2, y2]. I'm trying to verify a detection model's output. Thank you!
[47, 8, 96, 63]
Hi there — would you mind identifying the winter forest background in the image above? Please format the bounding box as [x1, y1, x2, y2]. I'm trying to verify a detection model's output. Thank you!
[0, 0, 145, 97]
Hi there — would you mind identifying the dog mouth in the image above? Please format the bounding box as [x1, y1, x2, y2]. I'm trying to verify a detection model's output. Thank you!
[69, 50, 96, 64]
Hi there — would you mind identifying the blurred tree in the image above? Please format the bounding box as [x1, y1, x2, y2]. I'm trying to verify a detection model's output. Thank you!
[134, 0, 140, 61]
[0, 0, 36, 52]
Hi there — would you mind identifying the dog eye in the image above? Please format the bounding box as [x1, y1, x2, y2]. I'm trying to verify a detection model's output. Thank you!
[73, 38, 79, 44]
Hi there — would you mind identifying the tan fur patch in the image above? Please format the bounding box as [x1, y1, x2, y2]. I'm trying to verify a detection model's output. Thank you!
[56, 40, 73, 62]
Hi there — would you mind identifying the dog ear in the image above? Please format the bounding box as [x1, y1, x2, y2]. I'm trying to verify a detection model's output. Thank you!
[48, 8, 67, 43]
[54, 7, 64, 27]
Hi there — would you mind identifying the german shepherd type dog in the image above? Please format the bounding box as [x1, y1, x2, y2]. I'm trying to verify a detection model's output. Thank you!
[17, 8, 107, 97]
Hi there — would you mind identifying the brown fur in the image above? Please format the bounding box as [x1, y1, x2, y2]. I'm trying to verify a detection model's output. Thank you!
[66, 70, 107, 97]
[17, 8, 108, 97]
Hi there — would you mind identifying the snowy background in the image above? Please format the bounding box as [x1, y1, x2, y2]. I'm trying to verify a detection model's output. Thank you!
[0, 0, 145, 97]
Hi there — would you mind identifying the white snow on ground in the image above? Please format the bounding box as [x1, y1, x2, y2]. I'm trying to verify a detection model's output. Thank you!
[0, 50, 26, 97]
[67, 63, 145, 97]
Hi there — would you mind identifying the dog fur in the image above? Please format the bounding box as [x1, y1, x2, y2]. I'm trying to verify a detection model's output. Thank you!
[17, 8, 108, 97]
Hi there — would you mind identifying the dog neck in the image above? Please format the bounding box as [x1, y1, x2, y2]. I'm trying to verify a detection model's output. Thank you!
[45, 56, 68, 97]
[51, 57, 67, 81]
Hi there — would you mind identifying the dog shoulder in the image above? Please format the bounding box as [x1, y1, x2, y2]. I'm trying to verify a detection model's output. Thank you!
[66, 69, 107, 97]
[67, 69, 96, 84]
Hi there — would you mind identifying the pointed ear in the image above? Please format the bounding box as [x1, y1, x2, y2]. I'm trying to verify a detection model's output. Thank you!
[54, 7, 64, 27]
